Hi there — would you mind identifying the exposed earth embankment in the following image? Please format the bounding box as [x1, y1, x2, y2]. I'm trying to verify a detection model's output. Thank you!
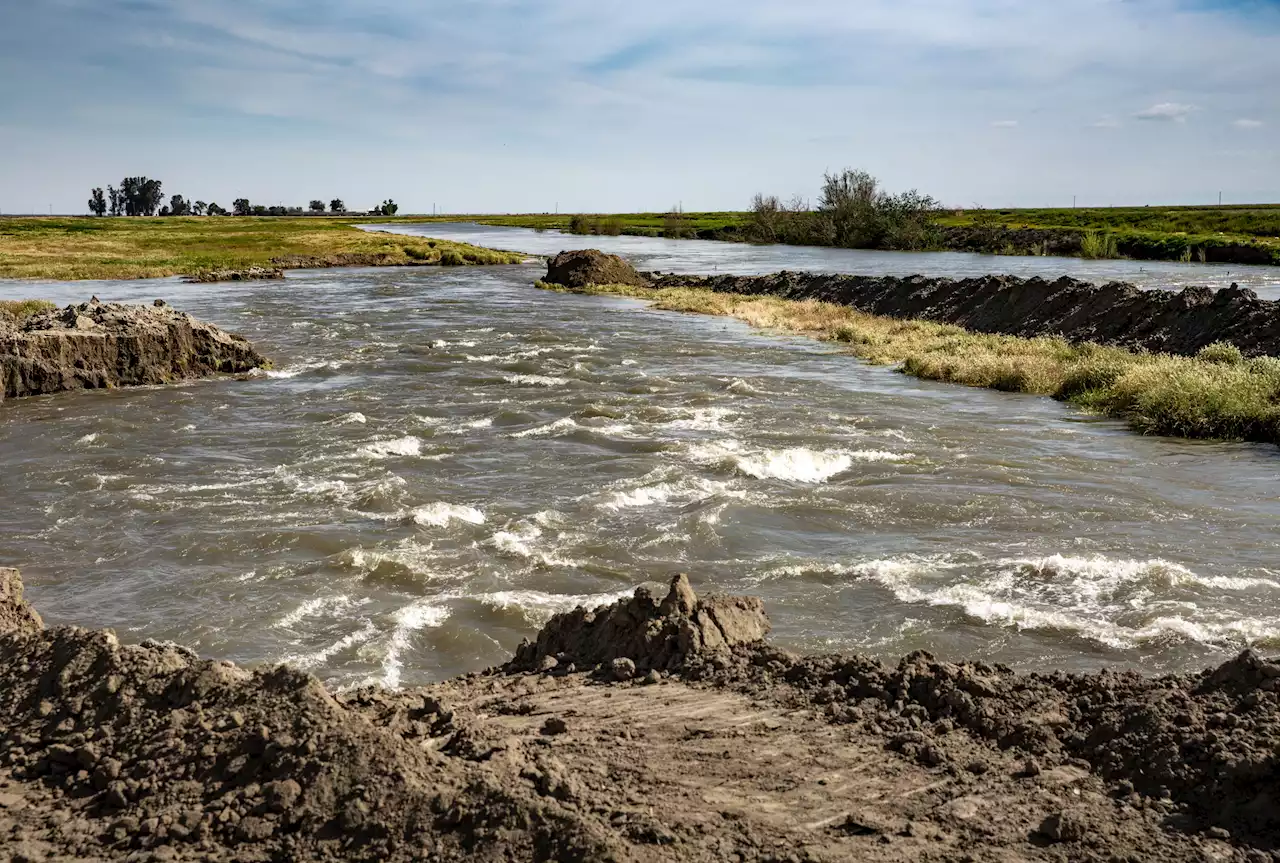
[646, 269, 1280, 357]
[0, 299, 266, 403]
[3, 567, 1280, 861]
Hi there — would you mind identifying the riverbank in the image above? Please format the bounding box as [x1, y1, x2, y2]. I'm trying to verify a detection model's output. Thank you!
[537, 264, 1280, 444]
[406, 205, 1280, 266]
[0, 217, 524, 281]
[1, 566, 1275, 862]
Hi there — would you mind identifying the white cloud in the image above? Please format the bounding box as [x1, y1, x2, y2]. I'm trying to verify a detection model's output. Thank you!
[1090, 115, 1121, 128]
[991, 120, 1018, 128]
[1233, 118, 1264, 129]
[1134, 102, 1196, 122]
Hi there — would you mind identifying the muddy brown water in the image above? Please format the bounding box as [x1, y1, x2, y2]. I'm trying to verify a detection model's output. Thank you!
[2, 226, 1280, 688]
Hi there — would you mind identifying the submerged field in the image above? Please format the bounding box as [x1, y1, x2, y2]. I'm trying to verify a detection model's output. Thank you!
[0, 216, 523, 280]
[540, 280, 1280, 444]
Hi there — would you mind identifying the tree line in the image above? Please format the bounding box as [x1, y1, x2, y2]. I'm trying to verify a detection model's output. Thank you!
[87, 179, 399, 217]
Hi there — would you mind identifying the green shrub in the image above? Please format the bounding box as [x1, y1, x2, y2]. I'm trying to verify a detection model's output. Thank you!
[403, 245, 430, 261]
[439, 250, 465, 266]
[1196, 342, 1244, 365]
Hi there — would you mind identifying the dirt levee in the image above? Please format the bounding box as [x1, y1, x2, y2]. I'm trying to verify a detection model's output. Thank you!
[1, 299, 267, 403]
[2, 568, 1278, 861]
[647, 269, 1280, 357]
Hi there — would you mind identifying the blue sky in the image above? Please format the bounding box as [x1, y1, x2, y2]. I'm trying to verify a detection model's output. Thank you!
[1, 0, 1278, 214]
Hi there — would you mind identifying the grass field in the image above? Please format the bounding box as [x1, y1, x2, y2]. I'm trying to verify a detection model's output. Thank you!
[0, 216, 524, 281]
[539, 280, 1280, 445]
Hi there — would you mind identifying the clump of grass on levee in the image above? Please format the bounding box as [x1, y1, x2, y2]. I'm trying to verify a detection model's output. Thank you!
[0, 217, 523, 281]
[537, 281, 1280, 444]
[0, 299, 55, 325]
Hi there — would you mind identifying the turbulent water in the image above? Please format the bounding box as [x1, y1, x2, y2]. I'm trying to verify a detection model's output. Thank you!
[3, 227, 1280, 688]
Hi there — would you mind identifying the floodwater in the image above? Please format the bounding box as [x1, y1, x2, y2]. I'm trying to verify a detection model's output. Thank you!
[2, 227, 1279, 688]
[373, 221, 1280, 297]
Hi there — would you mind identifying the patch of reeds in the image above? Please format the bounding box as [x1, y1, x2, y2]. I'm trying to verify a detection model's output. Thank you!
[540, 282, 1280, 444]
[1080, 230, 1120, 259]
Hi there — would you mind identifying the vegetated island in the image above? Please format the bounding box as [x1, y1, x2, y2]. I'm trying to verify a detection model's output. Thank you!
[415, 169, 1280, 266]
[2, 566, 1278, 862]
[540, 250, 1280, 445]
[0, 217, 523, 282]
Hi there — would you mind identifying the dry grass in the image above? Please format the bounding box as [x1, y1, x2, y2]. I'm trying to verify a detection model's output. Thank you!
[0, 217, 524, 281]
[0, 299, 56, 325]
[537, 281, 1280, 444]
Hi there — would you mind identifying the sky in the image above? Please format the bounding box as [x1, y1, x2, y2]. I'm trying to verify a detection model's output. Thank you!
[1, 0, 1278, 214]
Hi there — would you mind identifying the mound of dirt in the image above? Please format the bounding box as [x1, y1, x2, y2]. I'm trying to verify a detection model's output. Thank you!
[3, 569, 1280, 861]
[544, 250, 650, 289]
[184, 267, 284, 283]
[0, 298, 267, 403]
[647, 270, 1280, 357]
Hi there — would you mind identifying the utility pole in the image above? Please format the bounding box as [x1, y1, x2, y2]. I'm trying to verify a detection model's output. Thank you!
[1219, 191, 1223, 207]
[1073, 195, 1076, 209]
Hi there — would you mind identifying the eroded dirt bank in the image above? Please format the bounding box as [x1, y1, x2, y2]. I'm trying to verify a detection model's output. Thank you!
[0, 299, 266, 403]
[645, 269, 1280, 357]
[2, 567, 1279, 862]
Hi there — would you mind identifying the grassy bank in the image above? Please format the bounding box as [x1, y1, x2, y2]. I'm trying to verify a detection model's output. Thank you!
[0, 217, 524, 281]
[405, 204, 1280, 265]
[538, 280, 1280, 444]
[0, 299, 56, 325]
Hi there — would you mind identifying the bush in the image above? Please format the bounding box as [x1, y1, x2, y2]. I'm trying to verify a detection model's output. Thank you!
[567, 215, 590, 234]
[1196, 342, 1244, 365]
[439, 250, 465, 266]
[403, 246, 430, 261]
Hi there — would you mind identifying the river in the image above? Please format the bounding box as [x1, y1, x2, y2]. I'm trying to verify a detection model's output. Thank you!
[2, 226, 1278, 688]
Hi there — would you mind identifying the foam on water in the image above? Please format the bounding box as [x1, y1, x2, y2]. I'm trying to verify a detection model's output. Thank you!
[504, 374, 570, 387]
[380, 600, 452, 688]
[511, 418, 577, 438]
[473, 587, 638, 626]
[280, 620, 379, 670]
[264, 360, 344, 379]
[274, 594, 363, 628]
[410, 502, 486, 528]
[333, 412, 368, 425]
[357, 436, 423, 459]
[75, 433, 100, 445]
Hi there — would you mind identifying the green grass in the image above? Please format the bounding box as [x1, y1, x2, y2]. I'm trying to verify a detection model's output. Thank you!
[396, 205, 1280, 264]
[537, 280, 1280, 445]
[0, 299, 55, 325]
[0, 216, 524, 281]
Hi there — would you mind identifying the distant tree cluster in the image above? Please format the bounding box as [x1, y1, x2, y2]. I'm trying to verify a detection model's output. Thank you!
[86, 181, 395, 218]
[745, 169, 941, 250]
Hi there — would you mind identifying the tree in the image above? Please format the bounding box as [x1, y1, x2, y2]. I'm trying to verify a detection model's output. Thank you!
[378, 199, 399, 216]
[252, 205, 268, 216]
[330, 198, 344, 213]
[169, 194, 190, 216]
[233, 198, 251, 216]
[108, 186, 123, 216]
[119, 177, 163, 216]
[88, 188, 107, 216]
[207, 202, 226, 216]
[309, 200, 326, 213]
[193, 201, 207, 216]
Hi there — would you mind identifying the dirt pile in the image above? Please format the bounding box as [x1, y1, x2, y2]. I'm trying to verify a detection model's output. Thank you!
[647, 270, 1280, 357]
[544, 249, 651, 289]
[0, 298, 267, 403]
[185, 267, 284, 283]
[3, 568, 1280, 861]
[509, 574, 770, 675]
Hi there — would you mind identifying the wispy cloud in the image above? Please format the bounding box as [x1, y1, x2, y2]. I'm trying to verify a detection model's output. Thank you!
[1233, 118, 1264, 129]
[1134, 102, 1197, 122]
[1, 0, 1279, 212]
